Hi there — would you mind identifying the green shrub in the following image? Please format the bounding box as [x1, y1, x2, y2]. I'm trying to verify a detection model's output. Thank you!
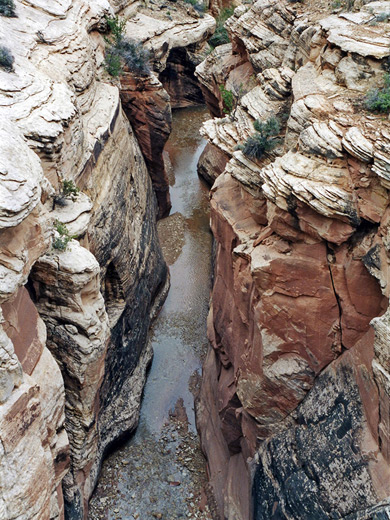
[120, 39, 150, 75]
[104, 16, 150, 77]
[0, 0, 16, 17]
[375, 12, 390, 22]
[106, 16, 127, 46]
[209, 6, 234, 48]
[332, 0, 355, 10]
[365, 74, 390, 113]
[219, 82, 247, 119]
[54, 179, 80, 206]
[104, 48, 122, 77]
[240, 117, 280, 160]
[52, 220, 73, 251]
[219, 84, 234, 114]
[0, 45, 14, 72]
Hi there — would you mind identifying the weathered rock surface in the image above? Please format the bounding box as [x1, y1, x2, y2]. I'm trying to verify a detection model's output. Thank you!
[0, 288, 69, 519]
[124, 9, 215, 108]
[116, 6, 215, 217]
[196, 0, 390, 518]
[30, 241, 110, 518]
[0, 0, 170, 518]
[197, 142, 229, 185]
[120, 71, 172, 219]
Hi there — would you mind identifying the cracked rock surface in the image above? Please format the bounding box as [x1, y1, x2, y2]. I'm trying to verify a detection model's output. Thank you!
[195, 0, 390, 518]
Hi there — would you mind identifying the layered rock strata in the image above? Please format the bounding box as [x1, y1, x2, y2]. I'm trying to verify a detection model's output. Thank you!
[116, 7, 214, 219]
[120, 71, 172, 219]
[195, 1, 390, 518]
[125, 9, 215, 108]
[0, 0, 176, 517]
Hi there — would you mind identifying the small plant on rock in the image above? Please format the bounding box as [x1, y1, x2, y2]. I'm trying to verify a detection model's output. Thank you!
[219, 84, 234, 114]
[52, 220, 73, 251]
[104, 16, 150, 77]
[240, 117, 280, 160]
[365, 73, 390, 113]
[0, 0, 16, 17]
[106, 15, 127, 46]
[119, 39, 150, 76]
[0, 45, 14, 72]
[54, 179, 80, 207]
[209, 6, 235, 48]
[219, 81, 247, 120]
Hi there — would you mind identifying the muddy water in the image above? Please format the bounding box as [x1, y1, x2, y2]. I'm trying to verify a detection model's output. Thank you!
[88, 106, 213, 520]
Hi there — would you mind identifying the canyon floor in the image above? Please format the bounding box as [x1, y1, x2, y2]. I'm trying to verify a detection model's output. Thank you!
[88, 107, 215, 520]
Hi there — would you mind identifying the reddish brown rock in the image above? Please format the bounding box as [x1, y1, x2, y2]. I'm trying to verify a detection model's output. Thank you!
[0, 289, 69, 520]
[197, 142, 229, 185]
[120, 72, 172, 219]
[2, 287, 44, 376]
[198, 171, 388, 520]
[159, 47, 205, 109]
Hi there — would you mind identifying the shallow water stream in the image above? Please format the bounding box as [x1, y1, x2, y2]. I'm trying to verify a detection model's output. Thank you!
[88, 106, 213, 520]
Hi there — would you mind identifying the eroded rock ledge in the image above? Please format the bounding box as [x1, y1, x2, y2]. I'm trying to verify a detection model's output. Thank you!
[195, 1, 390, 518]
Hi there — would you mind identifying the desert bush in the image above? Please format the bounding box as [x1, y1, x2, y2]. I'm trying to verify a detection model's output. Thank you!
[219, 81, 248, 120]
[209, 6, 234, 48]
[332, 0, 355, 10]
[0, 0, 16, 17]
[0, 45, 14, 72]
[106, 15, 127, 46]
[219, 84, 234, 114]
[120, 39, 150, 75]
[52, 220, 73, 251]
[104, 16, 150, 77]
[104, 48, 122, 77]
[365, 74, 390, 113]
[374, 11, 390, 22]
[240, 117, 280, 159]
[54, 179, 80, 207]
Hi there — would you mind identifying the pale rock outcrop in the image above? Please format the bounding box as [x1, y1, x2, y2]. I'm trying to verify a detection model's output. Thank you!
[0, 120, 43, 229]
[125, 9, 215, 107]
[125, 11, 215, 72]
[196, 0, 390, 518]
[31, 241, 110, 518]
[52, 193, 93, 238]
[0, 314, 23, 403]
[0, 0, 169, 518]
[0, 287, 69, 520]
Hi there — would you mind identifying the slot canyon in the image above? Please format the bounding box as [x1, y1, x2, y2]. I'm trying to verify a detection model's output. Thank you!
[1, 0, 390, 519]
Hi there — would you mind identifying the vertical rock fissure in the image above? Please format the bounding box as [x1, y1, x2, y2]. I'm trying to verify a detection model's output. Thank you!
[325, 243, 346, 354]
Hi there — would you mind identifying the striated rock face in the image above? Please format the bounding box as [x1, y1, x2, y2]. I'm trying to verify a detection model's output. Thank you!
[0, 0, 170, 518]
[125, 9, 215, 108]
[197, 142, 229, 185]
[0, 287, 69, 520]
[30, 241, 110, 518]
[196, 0, 390, 518]
[120, 71, 172, 219]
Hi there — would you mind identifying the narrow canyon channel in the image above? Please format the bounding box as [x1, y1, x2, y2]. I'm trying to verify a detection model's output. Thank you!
[89, 106, 214, 520]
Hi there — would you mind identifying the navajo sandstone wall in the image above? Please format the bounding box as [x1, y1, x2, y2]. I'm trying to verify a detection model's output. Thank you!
[196, 1, 390, 518]
[0, 1, 213, 519]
